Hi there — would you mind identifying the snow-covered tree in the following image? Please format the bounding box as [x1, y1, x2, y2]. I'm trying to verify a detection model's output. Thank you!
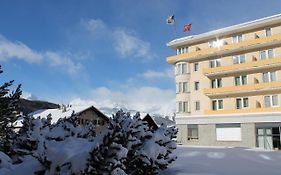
[1, 109, 177, 175]
[0, 65, 22, 156]
[87, 110, 177, 175]
[14, 113, 96, 174]
[86, 111, 129, 174]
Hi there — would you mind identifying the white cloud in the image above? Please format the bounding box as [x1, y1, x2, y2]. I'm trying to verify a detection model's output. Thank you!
[142, 68, 174, 79]
[70, 86, 175, 116]
[0, 34, 82, 75]
[81, 18, 156, 60]
[0, 35, 43, 63]
[113, 29, 156, 59]
[45, 51, 82, 75]
[81, 18, 108, 34]
[22, 91, 38, 100]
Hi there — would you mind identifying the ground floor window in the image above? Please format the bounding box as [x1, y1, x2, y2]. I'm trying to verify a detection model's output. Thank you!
[187, 124, 198, 140]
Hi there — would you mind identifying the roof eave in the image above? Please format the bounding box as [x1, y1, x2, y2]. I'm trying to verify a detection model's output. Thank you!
[167, 13, 281, 49]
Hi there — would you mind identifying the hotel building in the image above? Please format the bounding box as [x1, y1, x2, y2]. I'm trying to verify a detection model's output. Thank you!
[166, 14, 281, 150]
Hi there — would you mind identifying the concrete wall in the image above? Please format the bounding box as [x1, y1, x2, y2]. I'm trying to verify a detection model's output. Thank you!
[177, 123, 256, 148]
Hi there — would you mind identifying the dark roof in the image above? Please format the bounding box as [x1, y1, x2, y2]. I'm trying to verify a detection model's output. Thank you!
[76, 106, 109, 122]
[143, 114, 158, 130]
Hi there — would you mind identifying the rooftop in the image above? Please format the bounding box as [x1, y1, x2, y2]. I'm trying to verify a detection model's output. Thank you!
[167, 13, 281, 49]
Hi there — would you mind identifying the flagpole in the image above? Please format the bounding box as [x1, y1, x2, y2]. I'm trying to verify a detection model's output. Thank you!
[173, 18, 177, 39]
[166, 15, 177, 39]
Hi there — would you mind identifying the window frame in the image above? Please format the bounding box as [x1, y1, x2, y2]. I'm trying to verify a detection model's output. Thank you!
[175, 63, 188, 75]
[264, 95, 279, 107]
[195, 101, 200, 111]
[260, 49, 274, 60]
[262, 71, 277, 83]
[232, 34, 243, 43]
[233, 55, 246, 64]
[234, 75, 248, 86]
[211, 78, 222, 88]
[194, 81, 199, 91]
[194, 62, 199, 72]
[265, 28, 272, 37]
[177, 101, 190, 113]
[208, 39, 216, 48]
[212, 99, 224, 111]
[210, 58, 221, 68]
[236, 97, 249, 109]
[187, 124, 199, 140]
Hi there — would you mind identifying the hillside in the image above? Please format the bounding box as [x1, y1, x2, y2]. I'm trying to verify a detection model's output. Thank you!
[18, 98, 59, 115]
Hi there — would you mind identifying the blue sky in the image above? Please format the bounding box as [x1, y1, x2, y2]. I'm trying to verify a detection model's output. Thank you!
[1, 0, 281, 114]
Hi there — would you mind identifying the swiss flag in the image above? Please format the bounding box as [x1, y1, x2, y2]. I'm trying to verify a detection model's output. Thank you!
[183, 23, 192, 32]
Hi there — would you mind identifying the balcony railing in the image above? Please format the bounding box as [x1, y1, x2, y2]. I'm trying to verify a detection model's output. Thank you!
[205, 106, 281, 115]
[203, 57, 281, 78]
[204, 81, 281, 98]
[167, 33, 281, 64]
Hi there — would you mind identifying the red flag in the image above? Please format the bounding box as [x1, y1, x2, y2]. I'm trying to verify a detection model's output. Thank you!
[183, 23, 192, 32]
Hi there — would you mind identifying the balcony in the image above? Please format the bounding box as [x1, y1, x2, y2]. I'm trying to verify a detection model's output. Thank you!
[166, 33, 281, 64]
[203, 57, 281, 78]
[205, 106, 281, 115]
[204, 81, 281, 98]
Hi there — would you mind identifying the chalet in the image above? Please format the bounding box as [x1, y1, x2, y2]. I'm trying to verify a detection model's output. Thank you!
[30, 105, 109, 133]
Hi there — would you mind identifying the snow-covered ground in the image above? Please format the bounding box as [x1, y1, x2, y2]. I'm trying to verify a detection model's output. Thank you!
[162, 145, 281, 175]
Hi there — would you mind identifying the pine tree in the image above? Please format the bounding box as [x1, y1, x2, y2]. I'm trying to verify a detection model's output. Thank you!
[86, 110, 177, 175]
[0, 65, 22, 156]
[86, 111, 128, 174]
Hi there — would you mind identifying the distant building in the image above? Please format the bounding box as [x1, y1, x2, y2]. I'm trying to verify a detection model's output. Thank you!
[31, 105, 109, 133]
[166, 14, 281, 150]
[143, 114, 158, 130]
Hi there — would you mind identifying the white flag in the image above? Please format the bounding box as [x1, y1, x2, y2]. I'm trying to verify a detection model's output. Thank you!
[166, 15, 175, 25]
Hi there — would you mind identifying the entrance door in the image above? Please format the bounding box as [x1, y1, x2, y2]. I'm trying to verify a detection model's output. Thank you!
[257, 128, 273, 150]
[257, 127, 281, 150]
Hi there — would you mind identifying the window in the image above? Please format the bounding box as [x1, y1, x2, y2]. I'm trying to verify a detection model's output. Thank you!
[234, 75, 247, 86]
[187, 124, 198, 140]
[176, 82, 189, 93]
[209, 39, 216, 48]
[210, 59, 221, 68]
[265, 28, 272, 37]
[195, 101, 200, 111]
[262, 72, 276, 83]
[194, 81, 199, 91]
[264, 95, 279, 107]
[177, 47, 188, 55]
[179, 82, 182, 92]
[212, 99, 223, 110]
[175, 63, 188, 75]
[93, 120, 97, 125]
[233, 55, 245, 64]
[260, 49, 274, 59]
[183, 82, 188, 92]
[101, 120, 105, 126]
[233, 34, 243, 43]
[183, 101, 189, 112]
[236, 97, 249, 109]
[211, 78, 222, 88]
[177, 101, 190, 113]
[194, 62, 199, 72]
